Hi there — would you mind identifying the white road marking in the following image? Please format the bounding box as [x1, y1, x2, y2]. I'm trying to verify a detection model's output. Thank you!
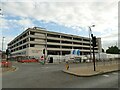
[41, 67, 49, 69]
[112, 72, 118, 75]
[102, 74, 109, 77]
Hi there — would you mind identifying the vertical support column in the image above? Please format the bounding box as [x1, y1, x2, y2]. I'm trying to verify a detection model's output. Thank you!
[81, 38, 83, 55]
[81, 38, 83, 62]
[93, 44, 96, 71]
[60, 35, 62, 62]
[45, 33, 47, 63]
[28, 31, 30, 58]
[91, 34, 96, 71]
[72, 37, 73, 49]
[28, 31, 30, 45]
[89, 34, 92, 62]
[60, 35, 62, 50]
[45, 33, 47, 46]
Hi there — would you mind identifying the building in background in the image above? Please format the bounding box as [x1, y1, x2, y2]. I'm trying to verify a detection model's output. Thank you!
[8, 27, 102, 59]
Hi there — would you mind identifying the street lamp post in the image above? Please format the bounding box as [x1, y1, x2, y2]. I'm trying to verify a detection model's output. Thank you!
[89, 27, 92, 62]
[88, 25, 95, 62]
[2, 37, 5, 59]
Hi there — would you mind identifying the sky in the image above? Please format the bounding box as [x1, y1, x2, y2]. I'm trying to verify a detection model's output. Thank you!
[0, 0, 118, 51]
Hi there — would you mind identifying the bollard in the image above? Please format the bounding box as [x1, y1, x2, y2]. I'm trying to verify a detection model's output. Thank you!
[65, 62, 69, 70]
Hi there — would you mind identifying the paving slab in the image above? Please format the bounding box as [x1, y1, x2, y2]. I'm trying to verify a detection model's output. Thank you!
[63, 64, 119, 77]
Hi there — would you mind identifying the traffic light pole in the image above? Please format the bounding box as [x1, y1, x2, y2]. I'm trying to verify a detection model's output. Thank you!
[91, 34, 96, 71]
[6, 49, 10, 61]
[92, 44, 96, 71]
[44, 54, 45, 65]
[43, 49, 45, 65]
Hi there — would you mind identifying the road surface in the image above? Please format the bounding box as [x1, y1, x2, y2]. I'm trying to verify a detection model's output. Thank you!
[2, 62, 119, 88]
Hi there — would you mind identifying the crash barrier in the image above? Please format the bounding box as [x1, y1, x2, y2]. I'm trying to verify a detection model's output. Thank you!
[1, 61, 12, 67]
[17, 59, 39, 63]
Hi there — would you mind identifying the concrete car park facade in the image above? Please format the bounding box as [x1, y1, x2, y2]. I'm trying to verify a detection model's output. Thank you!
[8, 27, 102, 59]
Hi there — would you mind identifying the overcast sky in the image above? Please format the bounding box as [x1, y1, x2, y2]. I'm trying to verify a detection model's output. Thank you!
[0, 0, 118, 51]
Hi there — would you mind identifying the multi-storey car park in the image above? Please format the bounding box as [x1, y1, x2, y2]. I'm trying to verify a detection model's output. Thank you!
[8, 27, 102, 59]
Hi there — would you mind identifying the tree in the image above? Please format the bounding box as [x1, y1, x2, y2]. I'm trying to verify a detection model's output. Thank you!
[106, 46, 120, 54]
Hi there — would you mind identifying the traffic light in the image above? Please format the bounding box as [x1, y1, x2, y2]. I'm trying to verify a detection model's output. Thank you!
[92, 36, 96, 47]
[43, 49, 45, 54]
[6, 49, 8, 55]
[6, 49, 11, 56]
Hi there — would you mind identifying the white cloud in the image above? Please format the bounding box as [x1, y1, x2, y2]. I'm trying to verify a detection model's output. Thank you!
[1, 1, 118, 50]
[17, 18, 35, 29]
[0, 18, 9, 30]
[1, 0, 118, 2]
[1, 17, 34, 30]
[99, 31, 118, 50]
[0, 17, 34, 50]
[2, 2, 118, 28]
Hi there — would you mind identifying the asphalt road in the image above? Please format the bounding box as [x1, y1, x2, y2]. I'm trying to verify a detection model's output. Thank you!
[2, 62, 119, 88]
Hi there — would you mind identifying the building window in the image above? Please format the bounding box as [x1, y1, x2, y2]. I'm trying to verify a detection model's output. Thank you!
[30, 31, 35, 35]
[61, 36, 72, 39]
[47, 34, 60, 38]
[23, 39, 27, 43]
[73, 42, 82, 45]
[30, 38, 35, 41]
[26, 44, 29, 47]
[30, 44, 35, 47]
[73, 37, 82, 41]
[23, 45, 27, 49]
[47, 39, 60, 43]
[61, 41, 72, 44]
[47, 45, 60, 48]
[73, 47, 82, 49]
[23, 33, 27, 37]
[83, 39, 90, 42]
[83, 43, 90, 46]
[62, 46, 72, 49]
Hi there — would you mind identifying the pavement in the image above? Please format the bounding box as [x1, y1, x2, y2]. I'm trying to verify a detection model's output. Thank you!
[63, 63, 119, 77]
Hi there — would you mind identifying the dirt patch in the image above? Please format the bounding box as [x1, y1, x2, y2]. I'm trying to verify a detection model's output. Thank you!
[2, 66, 16, 72]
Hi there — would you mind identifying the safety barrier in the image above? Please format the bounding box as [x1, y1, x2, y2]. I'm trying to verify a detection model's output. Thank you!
[1, 61, 12, 67]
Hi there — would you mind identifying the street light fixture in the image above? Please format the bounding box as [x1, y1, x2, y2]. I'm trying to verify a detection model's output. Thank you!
[88, 25, 95, 62]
